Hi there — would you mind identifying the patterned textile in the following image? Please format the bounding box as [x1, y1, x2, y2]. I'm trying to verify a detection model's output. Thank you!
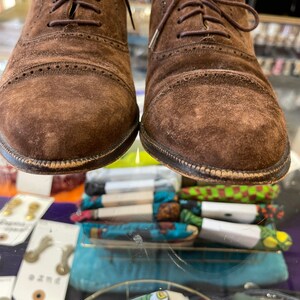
[80, 190, 176, 210]
[179, 200, 284, 224]
[82, 222, 197, 243]
[71, 202, 180, 223]
[258, 227, 293, 252]
[71, 227, 289, 292]
[181, 210, 292, 251]
[179, 185, 280, 204]
[255, 204, 285, 223]
[155, 202, 180, 222]
[179, 200, 202, 216]
[180, 210, 203, 228]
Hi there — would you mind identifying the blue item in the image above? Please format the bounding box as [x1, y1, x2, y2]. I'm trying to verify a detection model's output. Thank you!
[80, 190, 176, 210]
[70, 227, 288, 293]
[82, 222, 194, 242]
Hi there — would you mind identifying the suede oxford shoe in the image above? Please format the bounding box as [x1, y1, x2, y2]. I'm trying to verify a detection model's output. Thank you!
[141, 0, 290, 184]
[0, 0, 139, 174]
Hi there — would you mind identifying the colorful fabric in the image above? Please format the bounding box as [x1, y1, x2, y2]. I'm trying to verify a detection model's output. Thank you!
[82, 222, 197, 243]
[179, 200, 202, 216]
[258, 227, 293, 252]
[255, 204, 285, 223]
[179, 200, 284, 224]
[181, 210, 292, 252]
[180, 210, 203, 228]
[71, 227, 289, 292]
[80, 190, 177, 210]
[71, 202, 180, 223]
[155, 202, 180, 222]
[179, 185, 280, 204]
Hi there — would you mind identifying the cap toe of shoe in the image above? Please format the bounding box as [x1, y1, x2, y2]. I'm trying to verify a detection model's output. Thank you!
[142, 71, 289, 174]
[0, 68, 138, 166]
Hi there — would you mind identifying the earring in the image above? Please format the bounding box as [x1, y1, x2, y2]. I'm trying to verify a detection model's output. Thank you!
[25, 202, 41, 221]
[56, 245, 74, 276]
[24, 236, 53, 263]
[1, 198, 22, 216]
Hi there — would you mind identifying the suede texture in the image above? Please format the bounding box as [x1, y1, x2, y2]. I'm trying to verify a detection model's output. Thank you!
[0, 0, 138, 169]
[142, 0, 290, 179]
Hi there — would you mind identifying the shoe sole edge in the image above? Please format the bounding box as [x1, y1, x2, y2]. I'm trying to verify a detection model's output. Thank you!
[0, 120, 139, 175]
[140, 124, 291, 185]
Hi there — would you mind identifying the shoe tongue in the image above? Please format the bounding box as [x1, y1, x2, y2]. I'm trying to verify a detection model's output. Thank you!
[176, 0, 229, 37]
[201, 2, 226, 33]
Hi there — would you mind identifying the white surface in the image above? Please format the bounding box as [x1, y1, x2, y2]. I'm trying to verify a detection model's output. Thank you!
[105, 179, 155, 194]
[0, 194, 53, 246]
[87, 166, 174, 182]
[201, 202, 257, 224]
[289, 150, 300, 173]
[17, 172, 53, 196]
[0, 276, 16, 299]
[102, 191, 154, 207]
[13, 220, 79, 300]
[96, 204, 153, 222]
[200, 218, 260, 249]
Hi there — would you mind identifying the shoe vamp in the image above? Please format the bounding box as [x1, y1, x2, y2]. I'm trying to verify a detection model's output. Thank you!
[143, 71, 287, 171]
[1, 36, 132, 89]
[146, 45, 271, 103]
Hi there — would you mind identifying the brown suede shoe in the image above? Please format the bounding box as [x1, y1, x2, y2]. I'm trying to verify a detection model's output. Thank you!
[141, 0, 290, 185]
[0, 0, 139, 174]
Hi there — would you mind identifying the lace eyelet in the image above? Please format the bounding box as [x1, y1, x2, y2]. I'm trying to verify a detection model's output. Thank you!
[177, 8, 181, 11]
[176, 34, 181, 39]
[177, 20, 181, 24]
[47, 23, 51, 27]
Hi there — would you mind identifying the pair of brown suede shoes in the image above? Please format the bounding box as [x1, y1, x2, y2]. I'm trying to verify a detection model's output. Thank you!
[0, 0, 290, 184]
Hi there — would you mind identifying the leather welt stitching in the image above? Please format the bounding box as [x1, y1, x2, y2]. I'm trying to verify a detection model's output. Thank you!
[0, 122, 139, 168]
[141, 125, 290, 180]
[152, 44, 255, 61]
[145, 71, 276, 116]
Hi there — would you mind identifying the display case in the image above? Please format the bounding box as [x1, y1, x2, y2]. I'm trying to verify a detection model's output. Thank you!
[0, 1, 300, 299]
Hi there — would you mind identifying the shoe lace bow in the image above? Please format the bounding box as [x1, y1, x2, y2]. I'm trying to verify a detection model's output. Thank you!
[149, 0, 259, 50]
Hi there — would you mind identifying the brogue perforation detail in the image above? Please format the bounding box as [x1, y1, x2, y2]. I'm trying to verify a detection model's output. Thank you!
[152, 43, 256, 61]
[0, 62, 135, 97]
[21, 33, 129, 52]
[146, 71, 277, 112]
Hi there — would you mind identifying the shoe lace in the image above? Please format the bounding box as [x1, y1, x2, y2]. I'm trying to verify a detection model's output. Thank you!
[48, 0, 134, 28]
[149, 0, 259, 50]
